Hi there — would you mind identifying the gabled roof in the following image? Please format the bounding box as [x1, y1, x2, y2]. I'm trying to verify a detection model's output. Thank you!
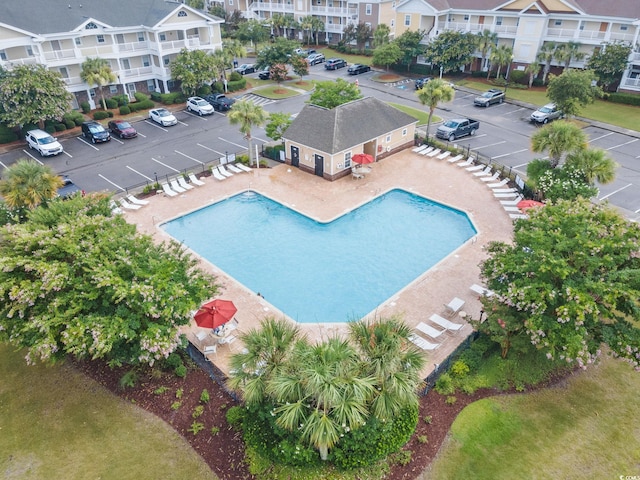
[283, 97, 417, 155]
[3, 0, 220, 36]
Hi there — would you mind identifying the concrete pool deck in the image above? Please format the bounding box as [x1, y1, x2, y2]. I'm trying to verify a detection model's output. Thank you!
[124, 150, 515, 379]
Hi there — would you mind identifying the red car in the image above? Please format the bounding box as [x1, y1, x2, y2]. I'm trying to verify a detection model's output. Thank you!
[108, 120, 137, 139]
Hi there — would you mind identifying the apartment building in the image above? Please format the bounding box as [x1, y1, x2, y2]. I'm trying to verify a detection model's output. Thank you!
[1, 0, 223, 108]
[395, 0, 640, 92]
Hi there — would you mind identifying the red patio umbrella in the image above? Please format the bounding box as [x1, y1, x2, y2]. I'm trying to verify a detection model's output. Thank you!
[194, 299, 237, 329]
[352, 153, 375, 165]
[516, 199, 545, 211]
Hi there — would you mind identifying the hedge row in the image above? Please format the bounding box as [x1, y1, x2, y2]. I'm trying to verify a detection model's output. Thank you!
[605, 92, 640, 106]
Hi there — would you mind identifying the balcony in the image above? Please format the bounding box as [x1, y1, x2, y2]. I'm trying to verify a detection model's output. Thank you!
[0, 56, 39, 68]
[620, 76, 640, 91]
[630, 52, 640, 63]
[311, 6, 349, 15]
[437, 21, 488, 33]
[324, 24, 345, 33]
[576, 29, 606, 41]
[494, 25, 517, 35]
[116, 41, 150, 53]
[609, 31, 635, 42]
[248, 1, 294, 13]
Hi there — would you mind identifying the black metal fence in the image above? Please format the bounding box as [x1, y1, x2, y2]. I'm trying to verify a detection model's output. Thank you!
[419, 331, 480, 396]
[186, 342, 239, 402]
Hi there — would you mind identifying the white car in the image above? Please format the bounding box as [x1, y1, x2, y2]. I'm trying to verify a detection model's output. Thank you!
[186, 96, 214, 116]
[25, 129, 64, 157]
[149, 108, 178, 126]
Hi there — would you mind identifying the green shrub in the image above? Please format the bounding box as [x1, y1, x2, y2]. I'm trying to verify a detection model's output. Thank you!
[153, 386, 169, 395]
[229, 71, 242, 81]
[134, 92, 150, 102]
[63, 119, 75, 129]
[54, 123, 66, 132]
[445, 395, 457, 405]
[119, 370, 138, 389]
[150, 91, 162, 102]
[197, 84, 212, 96]
[64, 111, 85, 126]
[158, 92, 185, 105]
[80, 101, 91, 114]
[129, 99, 155, 112]
[211, 82, 224, 94]
[417, 434, 428, 444]
[434, 372, 455, 395]
[388, 450, 412, 466]
[508, 70, 526, 84]
[210, 426, 220, 435]
[607, 92, 640, 106]
[0, 124, 18, 144]
[225, 406, 245, 430]
[192, 405, 205, 418]
[451, 360, 470, 378]
[227, 77, 247, 92]
[93, 111, 110, 120]
[174, 364, 187, 378]
[200, 389, 210, 404]
[188, 421, 205, 435]
[119, 105, 131, 115]
[164, 352, 182, 369]
[111, 94, 128, 106]
[236, 154, 250, 166]
[44, 125, 56, 134]
[171, 401, 182, 410]
[471, 70, 487, 77]
[175, 388, 184, 399]
[105, 98, 118, 109]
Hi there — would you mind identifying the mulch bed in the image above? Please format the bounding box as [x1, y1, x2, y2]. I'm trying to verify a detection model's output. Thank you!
[73, 358, 502, 480]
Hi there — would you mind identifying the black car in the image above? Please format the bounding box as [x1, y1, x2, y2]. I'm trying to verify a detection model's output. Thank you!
[324, 58, 347, 70]
[414, 77, 433, 89]
[57, 176, 82, 199]
[257, 68, 270, 80]
[81, 121, 111, 143]
[235, 64, 255, 75]
[347, 64, 371, 75]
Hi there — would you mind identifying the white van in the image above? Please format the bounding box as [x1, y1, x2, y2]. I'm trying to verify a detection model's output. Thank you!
[25, 129, 64, 157]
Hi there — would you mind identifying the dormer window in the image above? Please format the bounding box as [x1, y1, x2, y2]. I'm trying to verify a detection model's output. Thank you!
[178, 11, 187, 17]
[85, 22, 98, 30]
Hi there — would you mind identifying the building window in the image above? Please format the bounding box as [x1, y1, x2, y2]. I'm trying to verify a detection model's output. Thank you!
[89, 88, 96, 97]
[402, 128, 407, 137]
[122, 58, 131, 70]
[554, 20, 562, 26]
[386, 134, 391, 143]
[74, 37, 82, 46]
[178, 11, 187, 17]
[621, 24, 629, 31]
[163, 56, 170, 66]
[344, 152, 352, 168]
[142, 55, 151, 67]
[392, 0, 395, 6]
[229, 0, 233, 5]
[404, 15, 410, 27]
[0, 51, 6, 61]
[496, 16, 503, 26]
[391, 19, 394, 27]
[159, 33, 167, 42]
[59, 67, 69, 78]
[365, 4, 371, 15]
[463, 15, 469, 21]
[109, 85, 118, 93]
[147, 80, 156, 91]
[85, 22, 98, 29]
[137, 31, 145, 42]
[579, 22, 584, 30]
[26, 46, 34, 56]
[97, 34, 105, 43]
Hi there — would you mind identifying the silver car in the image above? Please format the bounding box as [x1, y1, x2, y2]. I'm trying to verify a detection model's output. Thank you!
[530, 103, 564, 124]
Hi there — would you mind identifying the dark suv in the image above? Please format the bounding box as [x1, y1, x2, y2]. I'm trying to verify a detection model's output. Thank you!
[81, 121, 110, 143]
[414, 77, 433, 89]
[324, 58, 347, 70]
[473, 89, 505, 107]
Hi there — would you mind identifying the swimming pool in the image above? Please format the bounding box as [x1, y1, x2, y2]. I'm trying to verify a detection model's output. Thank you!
[162, 189, 476, 323]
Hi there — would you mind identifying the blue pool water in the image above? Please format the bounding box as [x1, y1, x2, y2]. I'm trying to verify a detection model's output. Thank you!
[162, 189, 476, 323]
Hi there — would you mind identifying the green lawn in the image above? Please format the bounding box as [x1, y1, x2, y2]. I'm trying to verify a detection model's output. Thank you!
[426, 354, 640, 480]
[0, 343, 215, 480]
[456, 79, 640, 131]
[388, 102, 441, 126]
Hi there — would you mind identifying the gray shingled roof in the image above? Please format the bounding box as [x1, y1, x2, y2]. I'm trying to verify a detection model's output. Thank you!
[283, 97, 417, 154]
[3, 0, 220, 36]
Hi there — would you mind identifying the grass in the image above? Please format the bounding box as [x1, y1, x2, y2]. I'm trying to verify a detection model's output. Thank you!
[0, 343, 215, 480]
[427, 354, 640, 480]
[250, 85, 302, 99]
[388, 102, 441, 126]
[455, 79, 640, 131]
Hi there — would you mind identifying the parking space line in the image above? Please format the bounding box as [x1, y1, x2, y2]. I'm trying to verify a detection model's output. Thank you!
[185, 111, 209, 120]
[110, 136, 124, 145]
[513, 162, 529, 168]
[0, 160, 9, 169]
[151, 157, 181, 172]
[492, 148, 528, 159]
[98, 173, 125, 191]
[175, 150, 205, 165]
[218, 137, 245, 149]
[503, 107, 526, 115]
[590, 132, 614, 142]
[214, 111, 227, 117]
[254, 136, 268, 143]
[177, 120, 189, 126]
[198, 143, 224, 155]
[21, 150, 44, 165]
[599, 183, 632, 201]
[137, 132, 147, 138]
[63, 150, 73, 158]
[606, 138, 638, 151]
[77, 137, 99, 150]
[474, 141, 507, 150]
[145, 120, 169, 132]
[126, 166, 153, 181]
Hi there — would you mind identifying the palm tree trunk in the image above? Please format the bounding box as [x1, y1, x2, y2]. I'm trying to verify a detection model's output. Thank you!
[319, 444, 329, 461]
[495, 66, 502, 80]
[100, 86, 107, 110]
[247, 137, 254, 166]
[426, 110, 434, 140]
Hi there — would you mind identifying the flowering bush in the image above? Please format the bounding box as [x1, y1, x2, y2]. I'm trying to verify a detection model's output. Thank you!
[537, 166, 597, 202]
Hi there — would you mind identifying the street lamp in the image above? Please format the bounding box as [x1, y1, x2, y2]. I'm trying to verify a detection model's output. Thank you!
[154, 172, 158, 185]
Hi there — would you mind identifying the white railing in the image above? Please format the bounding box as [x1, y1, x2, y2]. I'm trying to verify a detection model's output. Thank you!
[119, 65, 170, 82]
[43, 48, 78, 61]
[311, 5, 349, 15]
[0, 57, 39, 67]
[248, 1, 294, 12]
[158, 39, 188, 51]
[494, 25, 517, 35]
[610, 31, 635, 42]
[545, 27, 577, 38]
[62, 76, 83, 87]
[116, 41, 150, 53]
[324, 24, 344, 33]
[577, 30, 606, 41]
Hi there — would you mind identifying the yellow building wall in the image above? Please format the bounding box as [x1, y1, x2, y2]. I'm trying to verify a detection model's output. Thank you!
[0, 26, 27, 41]
[505, 0, 575, 13]
[393, 12, 421, 36]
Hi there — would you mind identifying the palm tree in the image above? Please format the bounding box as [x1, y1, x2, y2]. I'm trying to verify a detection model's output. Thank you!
[298, 16, 314, 45]
[210, 49, 229, 83]
[222, 39, 246, 69]
[228, 100, 268, 167]
[348, 316, 425, 421]
[373, 23, 390, 48]
[80, 57, 116, 110]
[537, 41, 556, 84]
[269, 13, 286, 37]
[565, 148, 617, 184]
[525, 59, 541, 88]
[554, 41, 585, 69]
[0, 159, 64, 211]
[310, 16, 324, 46]
[531, 120, 588, 168]
[476, 29, 498, 72]
[490, 44, 513, 80]
[416, 79, 455, 139]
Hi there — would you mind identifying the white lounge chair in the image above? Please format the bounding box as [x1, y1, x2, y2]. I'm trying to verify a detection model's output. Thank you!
[188, 173, 205, 186]
[444, 297, 465, 317]
[178, 177, 194, 190]
[503, 206, 521, 212]
[119, 198, 141, 210]
[235, 163, 252, 172]
[494, 192, 520, 199]
[470, 284, 494, 297]
[436, 151, 451, 160]
[412, 144, 428, 153]
[466, 164, 485, 172]
[161, 183, 178, 197]
[419, 146, 434, 156]
[170, 179, 187, 193]
[447, 154, 464, 163]
[492, 187, 518, 193]
[510, 213, 529, 220]
[409, 334, 439, 351]
[473, 166, 493, 177]
[500, 195, 524, 206]
[429, 313, 464, 331]
[427, 148, 441, 157]
[416, 321, 446, 339]
[226, 163, 244, 174]
[487, 178, 509, 188]
[110, 200, 123, 214]
[481, 172, 500, 182]
[457, 157, 475, 167]
[211, 167, 226, 181]
[218, 165, 234, 177]
[127, 194, 149, 205]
